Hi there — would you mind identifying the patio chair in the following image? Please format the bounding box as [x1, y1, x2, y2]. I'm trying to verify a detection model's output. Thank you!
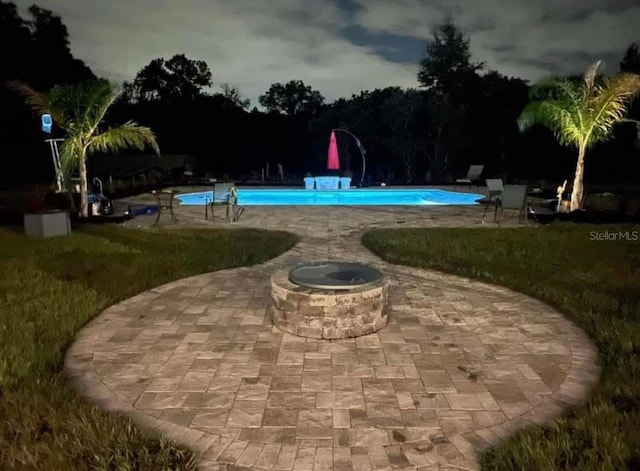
[456, 165, 484, 186]
[479, 178, 504, 223]
[497, 184, 528, 225]
[205, 182, 240, 221]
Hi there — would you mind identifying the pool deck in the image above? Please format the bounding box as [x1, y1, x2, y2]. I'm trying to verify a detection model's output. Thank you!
[65, 187, 600, 470]
[114, 185, 499, 233]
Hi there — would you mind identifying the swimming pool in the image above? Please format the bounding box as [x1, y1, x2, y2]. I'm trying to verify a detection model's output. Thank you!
[176, 188, 483, 206]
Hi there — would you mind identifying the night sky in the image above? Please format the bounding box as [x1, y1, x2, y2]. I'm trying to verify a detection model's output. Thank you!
[16, 0, 640, 106]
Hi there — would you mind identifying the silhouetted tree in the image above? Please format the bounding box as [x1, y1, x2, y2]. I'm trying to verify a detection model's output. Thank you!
[380, 88, 426, 183]
[621, 43, 640, 123]
[470, 71, 529, 178]
[0, 1, 94, 184]
[220, 83, 250, 109]
[417, 18, 483, 180]
[259, 80, 324, 115]
[26, 6, 94, 88]
[418, 18, 483, 93]
[1, 1, 32, 82]
[0, 2, 93, 87]
[308, 87, 417, 182]
[620, 43, 640, 74]
[123, 54, 212, 103]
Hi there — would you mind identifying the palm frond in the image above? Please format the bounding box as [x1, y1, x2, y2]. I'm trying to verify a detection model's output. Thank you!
[93, 85, 121, 129]
[49, 80, 117, 135]
[586, 72, 640, 145]
[582, 60, 601, 102]
[541, 102, 583, 148]
[81, 80, 121, 135]
[6, 80, 67, 126]
[58, 138, 81, 184]
[517, 78, 584, 148]
[517, 101, 546, 131]
[87, 121, 159, 156]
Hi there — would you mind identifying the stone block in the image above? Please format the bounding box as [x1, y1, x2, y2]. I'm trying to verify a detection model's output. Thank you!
[321, 306, 348, 318]
[361, 285, 384, 299]
[284, 299, 300, 311]
[335, 316, 356, 331]
[271, 283, 288, 302]
[308, 293, 337, 307]
[352, 300, 381, 317]
[360, 312, 375, 324]
[297, 325, 323, 339]
[298, 305, 324, 317]
[373, 315, 389, 331]
[322, 326, 351, 339]
[335, 292, 364, 306]
[287, 290, 311, 304]
[304, 318, 324, 330]
[352, 323, 375, 337]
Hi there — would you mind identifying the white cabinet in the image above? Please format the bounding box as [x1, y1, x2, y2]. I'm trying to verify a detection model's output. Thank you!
[24, 210, 71, 239]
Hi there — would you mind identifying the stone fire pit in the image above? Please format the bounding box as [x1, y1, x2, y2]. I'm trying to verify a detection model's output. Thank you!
[269, 261, 389, 339]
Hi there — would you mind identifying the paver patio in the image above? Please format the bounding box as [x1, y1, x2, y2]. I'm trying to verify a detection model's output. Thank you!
[65, 196, 600, 470]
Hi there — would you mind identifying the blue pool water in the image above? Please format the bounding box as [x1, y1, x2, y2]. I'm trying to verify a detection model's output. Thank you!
[176, 189, 482, 206]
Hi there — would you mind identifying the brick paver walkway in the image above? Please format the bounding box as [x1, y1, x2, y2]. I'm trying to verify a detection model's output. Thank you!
[65, 197, 599, 470]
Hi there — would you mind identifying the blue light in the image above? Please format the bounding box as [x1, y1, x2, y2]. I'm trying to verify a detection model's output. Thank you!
[41, 114, 52, 134]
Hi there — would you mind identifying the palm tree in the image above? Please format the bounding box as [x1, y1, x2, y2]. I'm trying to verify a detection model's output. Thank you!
[518, 61, 640, 211]
[11, 79, 159, 217]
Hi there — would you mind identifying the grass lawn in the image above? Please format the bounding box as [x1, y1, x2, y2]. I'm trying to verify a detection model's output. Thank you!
[363, 224, 640, 471]
[0, 225, 297, 470]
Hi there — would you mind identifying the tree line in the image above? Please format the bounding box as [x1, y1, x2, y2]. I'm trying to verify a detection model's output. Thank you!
[2, 1, 639, 188]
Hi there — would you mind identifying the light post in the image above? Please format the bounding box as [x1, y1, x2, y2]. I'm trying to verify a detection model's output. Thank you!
[42, 114, 65, 192]
[331, 128, 366, 186]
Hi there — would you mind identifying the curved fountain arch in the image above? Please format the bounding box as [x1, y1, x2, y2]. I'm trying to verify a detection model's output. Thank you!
[332, 128, 367, 186]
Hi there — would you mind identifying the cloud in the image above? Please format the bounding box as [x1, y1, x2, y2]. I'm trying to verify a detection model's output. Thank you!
[16, 0, 420, 106]
[353, 0, 640, 81]
[15, 0, 639, 106]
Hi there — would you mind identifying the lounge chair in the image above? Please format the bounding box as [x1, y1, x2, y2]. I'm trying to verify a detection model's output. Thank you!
[456, 165, 484, 186]
[497, 184, 528, 225]
[188, 173, 217, 186]
[205, 183, 243, 221]
[528, 196, 558, 224]
[479, 178, 504, 223]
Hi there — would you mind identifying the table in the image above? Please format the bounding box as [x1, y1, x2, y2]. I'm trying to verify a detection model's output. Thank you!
[150, 189, 179, 225]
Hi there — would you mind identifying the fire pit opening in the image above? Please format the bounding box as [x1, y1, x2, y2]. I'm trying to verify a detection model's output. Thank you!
[270, 261, 389, 339]
[289, 261, 383, 290]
